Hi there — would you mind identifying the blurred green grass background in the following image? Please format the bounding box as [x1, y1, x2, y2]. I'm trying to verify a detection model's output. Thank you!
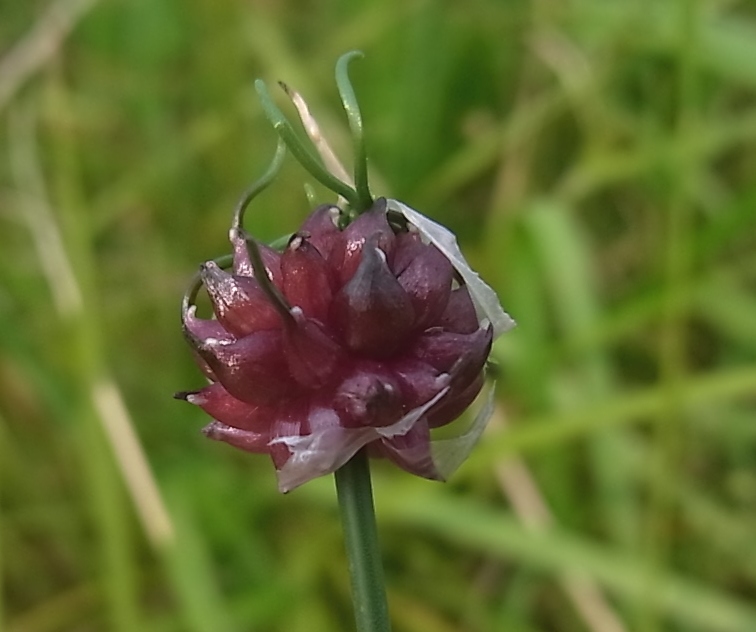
[2, 0, 756, 630]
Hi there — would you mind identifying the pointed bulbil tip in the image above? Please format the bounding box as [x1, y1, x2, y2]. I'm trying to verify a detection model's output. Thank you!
[299, 204, 341, 259]
[199, 260, 223, 280]
[201, 422, 217, 438]
[187, 382, 277, 432]
[202, 420, 270, 454]
[330, 198, 396, 284]
[230, 228, 283, 285]
[330, 240, 415, 357]
[230, 227, 254, 277]
[281, 233, 335, 322]
[371, 197, 388, 214]
[183, 391, 207, 405]
[200, 261, 282, 337]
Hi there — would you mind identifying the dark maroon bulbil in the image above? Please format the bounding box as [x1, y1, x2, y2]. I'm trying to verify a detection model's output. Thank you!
[177, 198, 493, 491]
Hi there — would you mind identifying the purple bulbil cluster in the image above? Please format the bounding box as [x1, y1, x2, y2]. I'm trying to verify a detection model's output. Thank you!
[177, 198, 492, 491]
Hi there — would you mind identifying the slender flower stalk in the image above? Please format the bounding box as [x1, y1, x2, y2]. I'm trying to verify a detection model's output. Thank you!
[335, 450, 391, 632]
[177, 51, 514, 631]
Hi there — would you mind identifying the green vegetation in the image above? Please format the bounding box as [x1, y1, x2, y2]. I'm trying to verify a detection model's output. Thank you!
[2, 0, 756, 630]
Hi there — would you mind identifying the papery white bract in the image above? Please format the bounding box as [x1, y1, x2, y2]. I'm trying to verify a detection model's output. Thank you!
[386, 199, 516, 338]
[273, 387, 449, 492]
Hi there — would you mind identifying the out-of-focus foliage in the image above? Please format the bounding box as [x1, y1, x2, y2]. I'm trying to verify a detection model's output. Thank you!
[2, 0, 756, 631]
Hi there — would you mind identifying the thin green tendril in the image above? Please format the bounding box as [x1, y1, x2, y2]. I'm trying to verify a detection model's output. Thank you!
[336, 51, 373, 212]
[254, 79, 360, 209]
[232, 138, 287, 233]
[228, 138, 292, 320]
[184, 139, 293, 324]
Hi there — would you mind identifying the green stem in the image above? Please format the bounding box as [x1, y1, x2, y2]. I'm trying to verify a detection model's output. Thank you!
[334, 450, 392, 632]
